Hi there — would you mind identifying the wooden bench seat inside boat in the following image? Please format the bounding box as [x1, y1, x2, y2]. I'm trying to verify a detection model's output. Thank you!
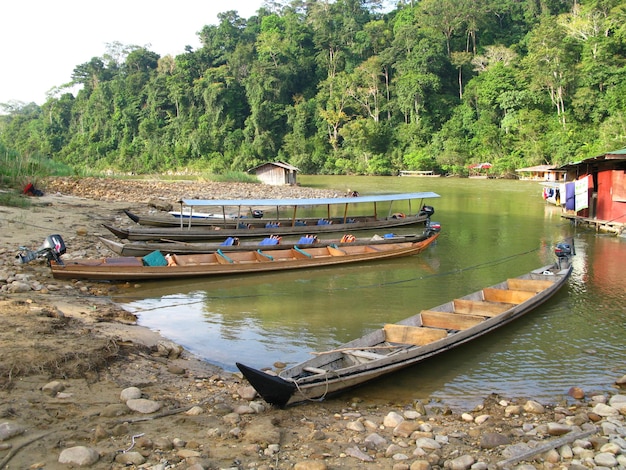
[453, 299, 513, 317]
[384, 324, 448, 345]
[420, 311, 485, 330]
[482, 287, 536, 304]
[346, 349, 387, 360]
[506, 278, 554, 292]
[303, 366, 327, 375]
[172, 254, 214, 266]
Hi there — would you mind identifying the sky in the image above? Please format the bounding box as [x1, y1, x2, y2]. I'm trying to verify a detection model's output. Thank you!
[0, 0, 264, 106]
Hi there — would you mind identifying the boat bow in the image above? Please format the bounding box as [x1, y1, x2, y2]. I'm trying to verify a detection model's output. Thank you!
[236, 363, 297, 408]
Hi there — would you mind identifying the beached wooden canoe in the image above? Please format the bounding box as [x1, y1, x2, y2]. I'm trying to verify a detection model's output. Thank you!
[97, 228, 439, 257]
[50, 231, 440, 281]
[236, 242, 574, 407]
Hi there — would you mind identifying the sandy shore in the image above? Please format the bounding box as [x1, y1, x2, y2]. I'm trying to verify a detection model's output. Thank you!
[0, 177, 624, 469]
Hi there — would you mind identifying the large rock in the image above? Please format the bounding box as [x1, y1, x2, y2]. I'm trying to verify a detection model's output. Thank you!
[58, 446, 100, 466]
[0, 422, 25, 441]
[126, 398, 161, 414]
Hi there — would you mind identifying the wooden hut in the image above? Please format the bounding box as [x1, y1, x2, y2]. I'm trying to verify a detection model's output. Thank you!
[559, 148, 626, 234]
[515, 165, 566, 181]
[248, 162, 299, 186]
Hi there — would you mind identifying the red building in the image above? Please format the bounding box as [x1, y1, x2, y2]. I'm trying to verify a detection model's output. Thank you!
[559, 148, 626, 233]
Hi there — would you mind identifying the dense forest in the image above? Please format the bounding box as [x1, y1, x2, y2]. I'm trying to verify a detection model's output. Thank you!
[2, 0, 626, 177]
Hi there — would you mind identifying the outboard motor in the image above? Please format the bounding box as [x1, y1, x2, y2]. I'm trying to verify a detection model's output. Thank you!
[419, 205, 435, 218]
[555, 242, 572, 259]
[16, 234, 66, 266]
[554, 241, 573, 269]
[426, 220, 441, 233]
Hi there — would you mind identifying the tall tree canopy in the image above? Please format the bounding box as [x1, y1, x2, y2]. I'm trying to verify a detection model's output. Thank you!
[2, 0, 626, 176]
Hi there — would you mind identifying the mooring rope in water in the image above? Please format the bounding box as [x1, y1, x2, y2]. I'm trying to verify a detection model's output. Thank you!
[41, 246, 542, 312]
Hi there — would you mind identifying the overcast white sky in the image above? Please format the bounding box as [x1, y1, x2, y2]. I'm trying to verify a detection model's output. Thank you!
[0, 1, 264, 105]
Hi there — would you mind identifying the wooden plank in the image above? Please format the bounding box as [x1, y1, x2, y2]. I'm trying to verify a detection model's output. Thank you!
[303, 366, 327, 375]
[384, 324, 448, 345]
[453, 299, 513, 317]
[483, 288, 536, 304]
[328, 246, 347, 256]
[420, 311, 485, 330]
[254, 250, 274, 262]
[102, 257, 143, 266]
[507, 278, 554, 292]
[347, 350, 387, 360]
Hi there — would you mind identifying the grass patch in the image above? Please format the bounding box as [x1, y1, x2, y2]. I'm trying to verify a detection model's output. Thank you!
[1, 148, 76, 191]
[0, 190, 32, 208]
[210, 170, 259, 183]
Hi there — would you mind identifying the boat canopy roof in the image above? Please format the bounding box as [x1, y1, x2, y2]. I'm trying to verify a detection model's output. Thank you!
[180, 192, 440, 208]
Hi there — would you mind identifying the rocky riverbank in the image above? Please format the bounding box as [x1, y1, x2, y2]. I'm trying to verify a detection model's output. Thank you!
[0, 177, 625, 469]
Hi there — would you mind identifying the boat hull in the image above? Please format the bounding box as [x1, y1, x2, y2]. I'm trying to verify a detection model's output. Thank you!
[51, 233, 440, 281]
[237, 253, 573, 407]
[98, 232, 432, 256]
[105, 214, 430, 241]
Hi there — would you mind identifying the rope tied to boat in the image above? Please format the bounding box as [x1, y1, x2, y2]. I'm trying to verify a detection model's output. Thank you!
[291, 369, 344, 403]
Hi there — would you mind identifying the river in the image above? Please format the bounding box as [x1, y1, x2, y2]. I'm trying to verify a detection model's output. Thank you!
[115, 176, 626, 409]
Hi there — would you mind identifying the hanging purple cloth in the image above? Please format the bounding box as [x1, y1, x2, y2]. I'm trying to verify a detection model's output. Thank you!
[565, 182, 576, 210]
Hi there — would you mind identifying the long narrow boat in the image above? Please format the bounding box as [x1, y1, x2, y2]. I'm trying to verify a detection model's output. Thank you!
[109, 192, 439, 241]
[123, 192, 439, 229]
[97, 228, 439, 257]
[50, 231, 440, 281]
[236, 242, 574, 408]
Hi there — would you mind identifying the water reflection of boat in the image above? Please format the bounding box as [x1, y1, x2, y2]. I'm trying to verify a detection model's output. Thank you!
[237, 242, 574, 407]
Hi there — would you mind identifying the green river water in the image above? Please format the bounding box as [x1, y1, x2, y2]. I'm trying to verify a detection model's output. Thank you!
[116, 176, 626, 409]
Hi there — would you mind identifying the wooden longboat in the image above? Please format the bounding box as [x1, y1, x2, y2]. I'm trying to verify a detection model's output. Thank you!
[50, 231, 440, 281]
[97, 229, 436, 257]
[236, 242, 574, 408]
[117, 192, 439, 236]
[104, 213, 432, 241]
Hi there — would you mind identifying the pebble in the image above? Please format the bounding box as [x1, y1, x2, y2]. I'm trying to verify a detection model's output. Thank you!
[364, 433, 387, 450]
[523, 400, 545, 414]
[120, 386, 142, 401]
[384, 411, 404, 427]
[347, 420, 366, 432]
[393, 420, 419, 437]
[41, 380, 64, 396]
[115, 451, 146, 465]
[474, 414, 490, 425]
[446, 454, 474, 470]
[479, 432, 510, 449]
[345, 445, 374, 462]
[294, 461, 328, 470]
